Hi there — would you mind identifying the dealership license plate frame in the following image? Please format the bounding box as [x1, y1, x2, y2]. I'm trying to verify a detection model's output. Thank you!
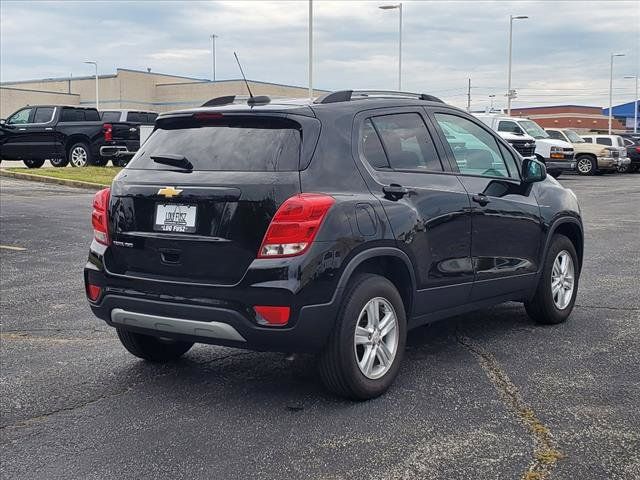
[154, 203, 197, 233]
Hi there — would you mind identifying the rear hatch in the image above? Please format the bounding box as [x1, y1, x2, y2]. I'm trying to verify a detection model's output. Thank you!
[111, 122, 140, 142]
[106, 110, 319, 285]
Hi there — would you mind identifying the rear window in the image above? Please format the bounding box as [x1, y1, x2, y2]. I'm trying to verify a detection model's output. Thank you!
[128, 116, 301, 171]
[127, 112, 146, 123]
[101, 111, 122, 122]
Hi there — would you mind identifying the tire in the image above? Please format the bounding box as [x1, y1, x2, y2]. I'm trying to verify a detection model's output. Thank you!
[575, 155, 596, 176]
[68, 142, 92, 167]
[23, 158, 45, 169]
[617, 163, 630, 173]
[318, 273, 407, 400]
[116, 328, 193, 362]
[50, 156, 69, 168]
[525, 234, 579, 325]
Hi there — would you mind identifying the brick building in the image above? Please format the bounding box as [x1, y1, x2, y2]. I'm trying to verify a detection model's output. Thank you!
[511, 105, 625, 133]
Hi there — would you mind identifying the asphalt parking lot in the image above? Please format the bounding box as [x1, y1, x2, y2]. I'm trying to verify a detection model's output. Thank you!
[1, 173, 639, 480]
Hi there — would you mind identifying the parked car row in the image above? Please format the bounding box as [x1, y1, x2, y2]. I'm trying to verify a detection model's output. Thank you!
[0, 105, 156, 168]
[470, 112, 638, 177]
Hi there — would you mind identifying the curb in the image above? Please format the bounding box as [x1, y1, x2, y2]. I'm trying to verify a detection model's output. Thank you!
[0, 169, 108, 191]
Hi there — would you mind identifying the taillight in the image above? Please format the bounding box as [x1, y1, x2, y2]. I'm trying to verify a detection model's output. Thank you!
[254, 306, 290, 326]
[92, 188, 111, 245]
[635, 146, 640, 153]
[258, 194, 335, 258]
[103, 123, 113, 142]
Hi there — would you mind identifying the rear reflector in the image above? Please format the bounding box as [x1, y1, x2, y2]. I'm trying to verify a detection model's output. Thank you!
[258, 193, 335, 258]
[86, 284, 101, 301]
[254, 306, 290, 326]
[92, 188, 111, 245]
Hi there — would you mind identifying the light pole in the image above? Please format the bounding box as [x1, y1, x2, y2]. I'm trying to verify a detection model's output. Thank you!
[308, 0, 313, 99]
[624, 74, 638, 134]
[609, 53, 625, 134]
[506, 14, 528, 115]
[489, 94, 496, 111]
[84, 61, 99, 110]
[379, 3, 402, 91]
[210, 34, 218, 82]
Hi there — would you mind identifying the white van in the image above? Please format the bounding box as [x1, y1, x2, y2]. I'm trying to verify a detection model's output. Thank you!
[475, 114, 575, 178]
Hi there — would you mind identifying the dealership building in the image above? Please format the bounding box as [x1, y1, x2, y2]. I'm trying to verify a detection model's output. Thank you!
[511, 105, 626, 132]
[0, 68, 326, 118]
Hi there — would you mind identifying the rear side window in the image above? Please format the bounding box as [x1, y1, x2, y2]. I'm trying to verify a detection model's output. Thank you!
[362, 113, 443, 171]
[360, 119, 390, 169]
[60, 108, 84, 122]
[33, 107, 55, 124]
[596, 137, 612, 146]
[128, 116, 301, 171]
[101, 111, 121, 122]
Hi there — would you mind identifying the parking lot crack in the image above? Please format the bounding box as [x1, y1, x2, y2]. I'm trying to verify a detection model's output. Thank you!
[456, 334, 563, 480]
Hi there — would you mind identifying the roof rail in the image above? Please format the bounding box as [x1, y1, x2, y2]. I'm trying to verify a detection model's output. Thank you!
[201, 95, 237, 107]
[315, 90, 444, 105]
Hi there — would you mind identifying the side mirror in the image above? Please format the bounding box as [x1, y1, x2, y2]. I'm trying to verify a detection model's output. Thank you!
[522, 158, 547, 183]
[0, 119, 6, 126]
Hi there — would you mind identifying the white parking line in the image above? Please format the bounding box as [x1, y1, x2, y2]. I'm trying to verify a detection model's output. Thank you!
[0, 245, 26, 251]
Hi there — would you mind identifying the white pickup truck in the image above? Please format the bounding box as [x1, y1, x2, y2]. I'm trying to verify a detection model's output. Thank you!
[475, 114, 575, 178]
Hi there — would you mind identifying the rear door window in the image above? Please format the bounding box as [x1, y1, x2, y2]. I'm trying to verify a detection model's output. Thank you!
[33, 107, 55, 124]
[366, 113, 443, 171]
[128, 116, 301, 171]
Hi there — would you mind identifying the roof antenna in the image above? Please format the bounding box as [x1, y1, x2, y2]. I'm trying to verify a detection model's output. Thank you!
[233, 51, 270, 106]
[233, 52, 253, 99]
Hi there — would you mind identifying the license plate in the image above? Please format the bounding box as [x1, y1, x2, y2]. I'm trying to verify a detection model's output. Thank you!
[154, 204, 197, 233]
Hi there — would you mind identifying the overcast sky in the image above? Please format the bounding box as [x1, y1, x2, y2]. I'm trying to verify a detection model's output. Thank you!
[1, 0, 638, 110]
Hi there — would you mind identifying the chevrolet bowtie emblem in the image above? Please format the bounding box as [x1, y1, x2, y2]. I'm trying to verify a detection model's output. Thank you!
[157, 186, 183, 198]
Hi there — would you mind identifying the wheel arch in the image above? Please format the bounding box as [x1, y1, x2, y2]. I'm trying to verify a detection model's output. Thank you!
[333, 247, 416, 319]
[65, 135, 92, 154]
[547, 218, 584, 271]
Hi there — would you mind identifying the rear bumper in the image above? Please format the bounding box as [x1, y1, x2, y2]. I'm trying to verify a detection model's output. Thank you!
[90, 293, 337, 352]
[100, 145, 136, 158]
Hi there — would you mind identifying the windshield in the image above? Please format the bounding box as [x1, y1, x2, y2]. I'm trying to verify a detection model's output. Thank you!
[564, 130, 584, 143]
[127, 116, 301, 171]
[518, 120, 549, 139]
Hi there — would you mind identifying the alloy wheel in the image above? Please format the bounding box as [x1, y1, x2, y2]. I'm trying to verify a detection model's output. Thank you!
[354, 297, 399, 380]
[551, 250, 575, 310]
[70, 146, 88, 167]
[577, 157, 592, 174]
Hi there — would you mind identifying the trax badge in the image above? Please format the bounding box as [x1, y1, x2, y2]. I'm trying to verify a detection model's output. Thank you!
[158, 186, 183, 198]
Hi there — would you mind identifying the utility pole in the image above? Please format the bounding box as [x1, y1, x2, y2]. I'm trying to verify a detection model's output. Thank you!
[84, 61, 99, 110]
[467, 78, 471, 112]
[624, 74, 638, 134]
[308, 0, 313, 99]
[210, 34, 218, 82]
[507, 15, 528, 115]
[609, 53, 625, 134]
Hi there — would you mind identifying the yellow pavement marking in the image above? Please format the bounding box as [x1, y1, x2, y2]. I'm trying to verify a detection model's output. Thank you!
[0, 245, 26, 251]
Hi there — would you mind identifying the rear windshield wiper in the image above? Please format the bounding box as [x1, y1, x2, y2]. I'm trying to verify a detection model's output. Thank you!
[150, 154, 193, 170]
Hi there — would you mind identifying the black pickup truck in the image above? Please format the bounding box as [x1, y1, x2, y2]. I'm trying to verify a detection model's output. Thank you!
[0, 105, 111, 168]
[100, 110, 157, 167]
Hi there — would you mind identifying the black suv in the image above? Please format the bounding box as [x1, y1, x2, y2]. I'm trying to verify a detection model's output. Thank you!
[85, 91, 583, 400]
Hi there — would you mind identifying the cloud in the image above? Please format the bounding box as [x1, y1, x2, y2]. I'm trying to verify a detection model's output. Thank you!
[0, 0, 637, 109]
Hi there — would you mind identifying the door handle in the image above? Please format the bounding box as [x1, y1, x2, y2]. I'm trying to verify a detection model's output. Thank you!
[18, 128, 26, 131]
[45, 127, 53, 131]
[472, 194, 491, 206]
[383, 184, 411, 200]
